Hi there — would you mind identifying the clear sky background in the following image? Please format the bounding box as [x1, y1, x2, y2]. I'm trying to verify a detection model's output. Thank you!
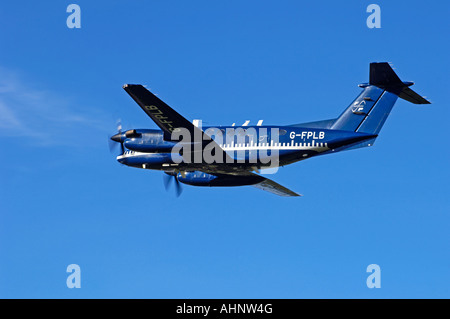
[0, 0, 448, 298]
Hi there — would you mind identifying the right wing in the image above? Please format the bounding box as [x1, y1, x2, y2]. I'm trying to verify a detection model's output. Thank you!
[252, 175, 301, 197]
[204, 170, 301, 197]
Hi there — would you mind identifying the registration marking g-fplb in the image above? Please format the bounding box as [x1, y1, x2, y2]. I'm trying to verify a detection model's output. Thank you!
[145, 105, 175, 132]
[290, 131, 325, 140]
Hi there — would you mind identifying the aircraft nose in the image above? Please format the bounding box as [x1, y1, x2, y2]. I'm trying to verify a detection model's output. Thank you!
[111, 133, 122, 142]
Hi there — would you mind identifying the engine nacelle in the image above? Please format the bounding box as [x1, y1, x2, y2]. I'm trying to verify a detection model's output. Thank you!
[177, 171, 217, 186]
[118, 152, 175, 166]
[177, 171, 264, 187]
[123, 131, 176, 153]
[125, 129, 141, 138]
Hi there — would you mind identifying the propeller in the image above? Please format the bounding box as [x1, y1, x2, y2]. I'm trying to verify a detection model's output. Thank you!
[163, 172, 183, 197]
[108, 119, 125, 155]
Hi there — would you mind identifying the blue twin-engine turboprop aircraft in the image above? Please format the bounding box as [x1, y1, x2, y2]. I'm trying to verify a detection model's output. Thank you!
[110, 62, 430, 197]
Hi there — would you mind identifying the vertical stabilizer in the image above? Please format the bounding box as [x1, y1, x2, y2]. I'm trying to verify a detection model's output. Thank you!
[331, 62, 430, 135]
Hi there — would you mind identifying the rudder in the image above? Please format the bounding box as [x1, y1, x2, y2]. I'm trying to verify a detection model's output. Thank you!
[331, 62, 430, 135]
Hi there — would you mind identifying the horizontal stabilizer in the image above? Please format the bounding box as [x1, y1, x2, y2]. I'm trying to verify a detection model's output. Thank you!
[398, 87, 430, 104]
[369, 62, 430, 104]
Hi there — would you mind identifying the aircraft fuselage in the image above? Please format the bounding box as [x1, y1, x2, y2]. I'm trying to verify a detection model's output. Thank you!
[116, 125, 376, 171]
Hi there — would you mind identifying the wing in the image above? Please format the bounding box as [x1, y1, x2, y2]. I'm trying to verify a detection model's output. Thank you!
[206, 170, 301, 197]
[252, 175, 301, 197]
[123, 84, 198, 137]
[123, 84, 233, 163]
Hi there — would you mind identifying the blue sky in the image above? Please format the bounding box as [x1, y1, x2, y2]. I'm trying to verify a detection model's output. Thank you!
[0, 0, 448, 298]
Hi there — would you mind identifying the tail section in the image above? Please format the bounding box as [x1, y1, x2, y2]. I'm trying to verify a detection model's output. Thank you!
[331, 84, 388, 133]
[369, 62, 431, 104]
[331, 62, 430, 135]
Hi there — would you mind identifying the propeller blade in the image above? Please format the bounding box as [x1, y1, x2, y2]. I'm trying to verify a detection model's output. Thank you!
[163, 172, 183, 197]
[109, 119, 125, 156]
[108, 136, 117, 153]
[163, 174, 173, 190]
[174, 175, 183, 197]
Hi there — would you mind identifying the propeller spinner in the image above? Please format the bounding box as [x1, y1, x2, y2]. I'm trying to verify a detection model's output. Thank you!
[108, 120, 125, 155]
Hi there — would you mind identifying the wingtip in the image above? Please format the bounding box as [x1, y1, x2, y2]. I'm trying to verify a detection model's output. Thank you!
[123, 84, 143, 89]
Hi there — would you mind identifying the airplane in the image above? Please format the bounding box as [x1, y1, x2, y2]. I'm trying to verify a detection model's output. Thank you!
[109, 62, 430, 197]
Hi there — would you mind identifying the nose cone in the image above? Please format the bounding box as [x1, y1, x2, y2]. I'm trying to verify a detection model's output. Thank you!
[111, 133, 122, 142]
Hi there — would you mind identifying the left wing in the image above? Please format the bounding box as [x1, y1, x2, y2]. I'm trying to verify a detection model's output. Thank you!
[123, 84, 197, 137]
[123, 84, 233, 163]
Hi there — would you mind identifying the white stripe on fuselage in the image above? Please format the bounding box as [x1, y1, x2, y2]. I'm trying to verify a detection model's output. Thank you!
[117, 141, 329, 160]
[220, 140, 328, 151]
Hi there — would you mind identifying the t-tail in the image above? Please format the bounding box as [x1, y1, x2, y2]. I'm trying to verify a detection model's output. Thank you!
[331, 62, 430, 137]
